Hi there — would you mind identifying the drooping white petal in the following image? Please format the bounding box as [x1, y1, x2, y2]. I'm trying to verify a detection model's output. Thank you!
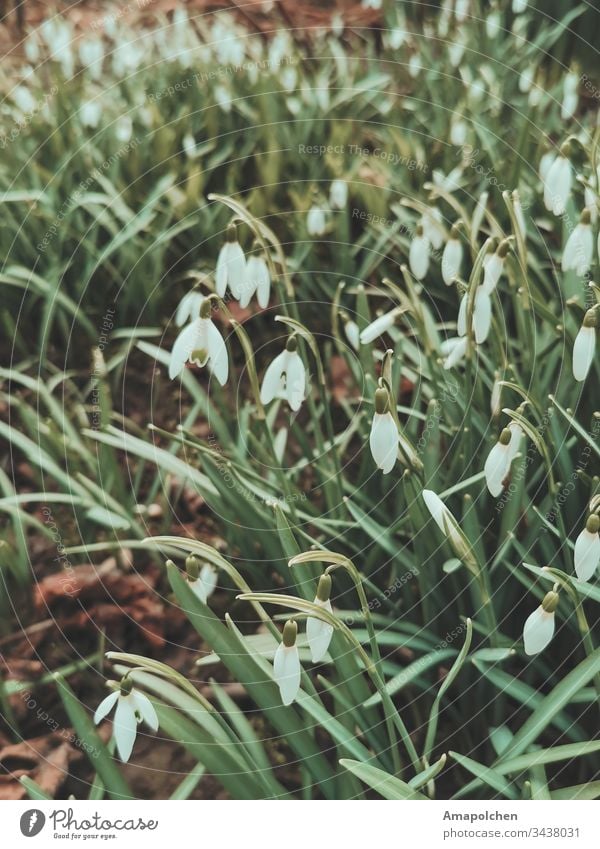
[539, 151, 555, 182]
[93, 690, 119, 725]
[443, 336, 468, 369]
[544, 156, 572, 216]
[225, 242, 246, 299]
[507, 422, 524, 463]
[307, 206, 326, 236]
[131, 691, 159, 732]
[442, 238, 463, 285]
[200, 564, 219, 599]
[484, 441, 511, 497]
[561, 73, 579, 121]
[306, 598, 334, 663]
[238, 257, 259, 308]
[473, 287, 492, 344]
[260, 351, 288, 405]
[523, 607, 555, 655]
[574, 528, 600, 582]
[457, 294, 468, 337]
[482, 254, 503, 294]
[409, 235, 430, 280]
[421, 208, 444, 250]
[169, 318, 205, 380]
[369, 412, 398, 474]
[273, 643, 301, 705]
[422, 489, 450, 535]
[175, 292, 204, 327]
[344, 320, 360, 351]
[329, 180, 348, 209]
[206, 320, 229, 386]
[562, 224, 593, 276]
[360, 311, 397, 344]
[113, 694, 138, 762]
[252, 257, 271, 308]
[215, 244, 229, 297]
[572, 325, 595, 382]
[284, 351, 306, 412]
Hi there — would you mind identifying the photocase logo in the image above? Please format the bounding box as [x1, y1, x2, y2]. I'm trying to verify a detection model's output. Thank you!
[20, 810, 46, 837]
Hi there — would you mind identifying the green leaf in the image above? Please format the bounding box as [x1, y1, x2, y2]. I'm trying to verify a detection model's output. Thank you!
[339, 759, 427, 800]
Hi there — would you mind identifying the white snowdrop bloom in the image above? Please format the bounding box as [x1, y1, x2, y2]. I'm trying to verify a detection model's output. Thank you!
[539, 151, 555, 183]
[473, 287, 492, 344]
[115, 115, 133, 143]
[212, 21, 245, 66]
[94, 679, 158, 762]
[388, 28, 407, 50]
[307, 204, 327, 236]
[343, 318, 360, 351]
[574, 515, 600, 582]
[329, 179, 348, 210]
[12, 86, 36, 114]
[512, 0, 528, 12]
[421, 207, 445, 250]
[216, 224, 246, 299]
[186, 556, 219, 603]
[572, 308, 597, 382]
[24, 35, 41, 64]
[561, 71, 579, 121]
[528, 83, 543, 107]
[454, 0, 470, 23]
[280, 66, 297, 93]
[182, 132, 199, 159]
[307, 575, 334, 663]
[273, 621, 301, 705]
[450, 117, 468, 147]
[448, 37, 466, 69]
[359, 309, 399, 345]
[362, 0, 382, 9]
[433, 166, 463, 194]
[369, 388, 398, 475]
[442, 228, 463, 285]
[242, 252, 271, 309]
[169, 302, 228, 385]
[468, 78, 486, 104]
[80, 100, 102, 129]
[443, 336, 468, 370]
[484, 428, 513, 497]
[518, 65, 534, 94]
[79, 39, 104, 78]
[482, 241, 509, 294]
[543, 150, 572, 216]
[486, 8, 501, 39]
[507, 420, 524, 462]
[562, 209, 593, 276]
[409, 226, 430, 280]
[422, 489, 463, 550]
[214, 84, 233, 113]
[176, 291, 204, 327]
[408, 53, 422, 78]
[523, 590, 558, 656]
[260, 337, 306, 412]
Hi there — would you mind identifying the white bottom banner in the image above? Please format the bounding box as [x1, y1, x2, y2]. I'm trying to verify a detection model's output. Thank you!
[0, 800, 597, 848]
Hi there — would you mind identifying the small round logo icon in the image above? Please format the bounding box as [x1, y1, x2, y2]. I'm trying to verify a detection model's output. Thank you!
[20, 810, 46, 837]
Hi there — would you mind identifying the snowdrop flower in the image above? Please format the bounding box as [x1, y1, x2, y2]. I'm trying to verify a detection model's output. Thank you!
[307, 574, 334, 663]
[185, 554, 218, 603]
[507, 420, 524, 463]
[362, 0, 382, 8]
[512, 0, 528, 12]
[369, 388, 399, 475]
[182, 132, 199, 159]
[307, 203, 327, 236]
[360, 309, 400, 345]
[562, 208, 593, 276]
[561, 71, 579, 121]
[408, 53, 422, 78]
[543, 146, 572, 216]
[329, 179, 348, 210]
[574, 514, 600, 582]
[115, 115, 133, 143]
[450, 116, 468, 147]
[486, 7, 501, 39]
[457, 287, 492, 343]
[448, 36, 466, 69]
[442, 225, 463, 286]
[260, 336, 306, 412]
[422, 489, 464, 552]
[216, 224, 246, 300]
[482, 240, 509, 294]
[79, 39, 104, 78]
[484, 428, 513, 497]
[572, 307, 597, 382]
[24, 35, 41, 64]
[539, 151, 555, 183]
[523, 589, 559, 656]
[518, 65, 534, 94]
[242, 249, 271, 309]
[273, 620, 301, 705]
[433, 166, 463, 194]
[443, 336, 468, 370]
[214, 84, 233, 113]
[343, 316, 360, 351]
[12, 86, 36, 114]
[421, 207, 445, 251]
[169, 298, 228, 385]
[176, 291, 204, 327]
[454, 0, 470, 23]
[80, 100, 102, 129]
[409, 225, 430, 280]
[94, 678, 158, 762]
